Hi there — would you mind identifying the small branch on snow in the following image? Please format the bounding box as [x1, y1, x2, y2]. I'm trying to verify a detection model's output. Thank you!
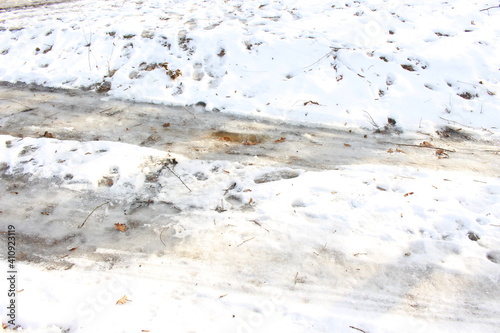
[363, 110, 380, 129]
[0, 98, 35, 111]
[164, 164, 192, 192]
[480, 5, 500, 11]
[313, 244, 327, 256]
[249, 220, 270, 233]
[160, 226, 170, 246]
[439, 116, 476, 129]
[237, 237, 255, 247]
[395, 143, 455, 153]
[78, 201, 109, 228]
[349, 326, 367, 333]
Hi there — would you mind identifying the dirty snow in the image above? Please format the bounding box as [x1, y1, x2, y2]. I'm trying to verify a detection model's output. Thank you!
[0, 0, 500, 332]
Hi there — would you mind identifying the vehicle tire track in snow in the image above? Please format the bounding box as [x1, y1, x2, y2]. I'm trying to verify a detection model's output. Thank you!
[0, 83, 499, 175]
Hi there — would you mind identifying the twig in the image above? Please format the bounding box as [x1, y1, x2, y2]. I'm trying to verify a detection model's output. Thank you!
[301, 50, 336, 70]
[78, 201, 109, 228]
[165, 165, 192, 192]
[395, 143, 455, 153]
[301, 46, 351, 70]
[439, 116, 476, 129]
[183, 106, 196, 118]
[480, 5, 500, 11]
[0, 99, 34, 110]
[349, 326, 367, 333]
[237, 237, 255, 247]
[363, 110, 379, 129]
[160, 226, 169, 246]
[249, 220, 270, 232]
[313, 244, 327, 256]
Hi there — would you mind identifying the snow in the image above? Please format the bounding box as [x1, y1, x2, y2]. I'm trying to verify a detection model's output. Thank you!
[0, 0, 500, 332]
[0, 0, 499, 136]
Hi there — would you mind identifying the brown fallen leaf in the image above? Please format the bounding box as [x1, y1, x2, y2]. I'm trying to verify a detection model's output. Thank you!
[69, 247, 79, 252]
[43, 131, 55, 138]
[162, 123, 171, 128]
[387, 148, 394, 153]
[376, 186, 387, 191]
[274, 137, 286, 143]
[419, 141, 435, 147]
[114, 223, 127, 232]
[223, 170, 230, 174]
[116, 295, 130, 304]
[243, 189, 252, 192]
[41, 212, 49, 215]
[85, 152, 92, 155]
[436, 149, 449, 158]
[344, 143, 352, 147]
[404, 192, 414, 197]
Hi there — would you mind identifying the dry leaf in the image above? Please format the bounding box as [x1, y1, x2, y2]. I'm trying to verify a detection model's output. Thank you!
[344, 143, 352, 147]
[162, 123, 171, 128]
[243, 189, 252, 192]
[116, 295, 130, 304]
[41, 212, 49, 215]
[404, 192, 414, 197]
[387, 148, 394, 153]
[419, 141, 435, 147]
[436, 149, 449, 158]
[223, 170, 230, 174]
[85, 152, 92, 155]
[114, 223, 127, 232]
[274, 137, 286, 143]
[43, 131, 55, 138]
[303, 100, 320, 106]
[376, 186, 387, 191]
[69, 247, 78, 251]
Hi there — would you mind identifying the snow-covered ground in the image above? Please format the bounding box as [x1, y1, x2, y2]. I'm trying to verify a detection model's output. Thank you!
[0, 0, 500, 332]
[0, 0, 499, 136]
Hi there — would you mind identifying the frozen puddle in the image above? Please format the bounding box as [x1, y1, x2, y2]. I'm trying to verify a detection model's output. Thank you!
[0, 84, 499, 332]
